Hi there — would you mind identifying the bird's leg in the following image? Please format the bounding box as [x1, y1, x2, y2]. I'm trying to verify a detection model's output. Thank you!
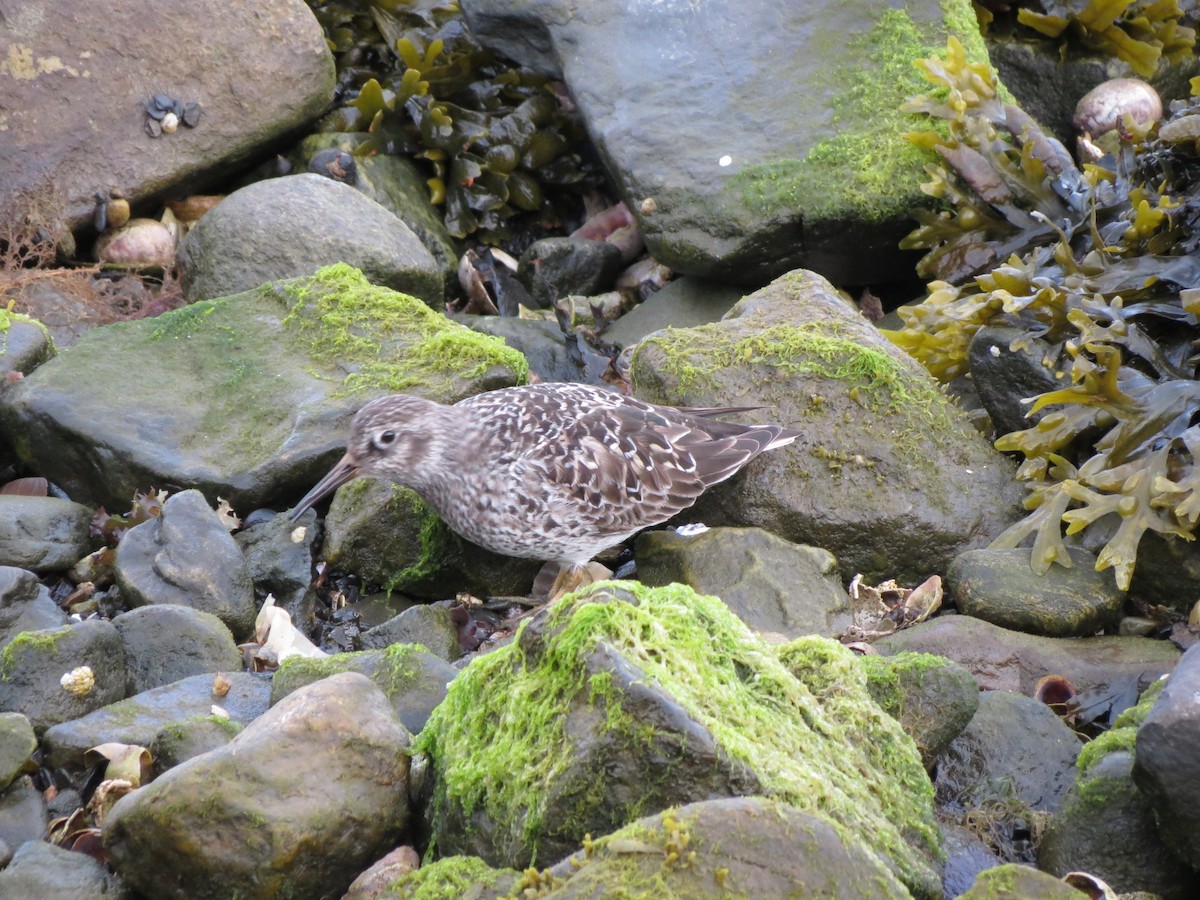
[532, 560, 613, 601]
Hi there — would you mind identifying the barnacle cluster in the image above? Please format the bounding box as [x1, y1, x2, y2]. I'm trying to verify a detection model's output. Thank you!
[977, 0, 1197, 78]
[306, 0, 599, 241]
[885, 37, 1200, 589]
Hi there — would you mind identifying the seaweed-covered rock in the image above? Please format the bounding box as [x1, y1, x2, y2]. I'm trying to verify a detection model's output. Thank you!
[958, 863, 1084, 899]
[178, 174, 443, 306]
[462, 0, 995, 284]
[415, 581, 942, 897]
[631, 269, 1022, 583]
[318, 478, 541, 599]
[542, 798, 911, 899]
[947, 547, 1126, 637]
[361, 604, 461, 661]
[103, 672, 410, 900]
[635, 527, 852, 638]
[857, 650, 980, 768]
[0, 265, 527, 511]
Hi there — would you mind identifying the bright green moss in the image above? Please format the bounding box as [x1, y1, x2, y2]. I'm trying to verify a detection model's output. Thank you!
[415, 581, 941, 894]
[386, 855, 517, 899]
[1, 627, 72, 680]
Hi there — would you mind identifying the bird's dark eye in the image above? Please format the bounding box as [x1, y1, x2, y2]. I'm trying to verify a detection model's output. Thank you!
[374, 429, 397, 450]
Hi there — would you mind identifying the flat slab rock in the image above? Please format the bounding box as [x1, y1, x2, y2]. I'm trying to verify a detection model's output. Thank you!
[0, 0, 334, 233]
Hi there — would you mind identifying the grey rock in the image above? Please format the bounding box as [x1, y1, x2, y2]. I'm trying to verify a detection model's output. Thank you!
[113, 604, 242, 694]
[0, 833, 131, 899]
[235, 509, 319, 631]
[0, 312, 54, 379]
[0, 566, 69, 647]
[115, 490, 257, 639]
[0, 496, 93, 573]
[603, 277, 744, 349]
[151, 714, 244, 773]
[0, 0, 334, 234]
[947, 547, 1126, 637]
[462, 0, 991, 284]
[544, 797, 910, 899]
[178, 174, 442, 306]
[1041, 750, 1200, 899]
[967, 325, 1060, 437]
[104, 672, 410, 900]
[1133, 642, 1200, 869]
[361, 604, 461, 662]
[0, 713, 36, 792]
[0, 777, 47, 854]
[271, 644, 457, 735]
[291, 132, 461, 301]
[940, 823, 1002, 900]
[520, 237, 625, 307]
[877, 614, 1179, 698]
[0, 267, 526, 513]
[635, 527, 852, 638]
[41, 672, 270, 773]
[935, 690, 1079, 861]
[0, 620, 126, 733]
[632, 269, 1023, 584]
[454, 314, 583, 384]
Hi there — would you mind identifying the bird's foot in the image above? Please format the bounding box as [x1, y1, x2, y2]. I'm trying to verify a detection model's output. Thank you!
[532, 560, 613, 601]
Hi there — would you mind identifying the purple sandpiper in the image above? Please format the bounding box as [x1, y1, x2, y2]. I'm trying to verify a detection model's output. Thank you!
[289, 383, 799, 592]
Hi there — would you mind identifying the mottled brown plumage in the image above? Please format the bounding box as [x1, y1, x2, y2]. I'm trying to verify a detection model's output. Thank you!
[289, 383, 798, 567]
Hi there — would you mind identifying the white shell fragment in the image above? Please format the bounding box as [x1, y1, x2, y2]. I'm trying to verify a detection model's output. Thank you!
[61, 666, 95, 696]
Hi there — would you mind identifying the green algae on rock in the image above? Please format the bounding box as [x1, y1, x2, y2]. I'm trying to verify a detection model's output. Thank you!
[415, 581, 942, 897]
[0, 264, 528, 511]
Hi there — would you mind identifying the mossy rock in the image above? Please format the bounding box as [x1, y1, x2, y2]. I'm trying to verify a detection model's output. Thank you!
[415, 580, 942, 897]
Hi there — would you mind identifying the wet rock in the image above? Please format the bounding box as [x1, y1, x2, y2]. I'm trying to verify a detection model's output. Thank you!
[877, 613, 1179, 698]
[947, 547, 1126, 637]
[632, 270, 1023, 583]
[0, 776, 47, 852]
[292, 133, 460, 300]
[0, 310, 54, 380]
[0, 266, 526, 512]
[150, 714, 244, 773]
[0, 566, 69, 645]
[318, 478, 541, 600]
[234, 509, 319, 632]
[113, 604, 242, 694]
[93, 218, 176, 269]
[0, 620, 126, 733]
[115, 490, 257, 639]
[936, 691, 1079, 864]
[361, 604, 461, 661]
[455, 315, 584, 384]
[0, 496, 93, 573]
[941, 823, 1003, 900]
[417, 582, 941, 897]
[1040, 747, 1199, 898]
[0, 0, 334, 234]
[0, 833, 130, 899]
[859, 652, 980, 768]
[104, 672, 410, 900]
[543, 797, 910, 898]
[462, 0, 991, 284]
[41, 672, 270, 773]
[520, 237, 626, 308]
[958, 862, 1085, 899]
[1132, 642, 1200, 869]
[271, 643, 457, 735]
[967, 325, 1060, 437]
[0, 713, 36, 791]
[178, 173, 442, 306]
[342, 845, 422, 900]
[636, 527, 852, 638]
[603, 277, 743, 349]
